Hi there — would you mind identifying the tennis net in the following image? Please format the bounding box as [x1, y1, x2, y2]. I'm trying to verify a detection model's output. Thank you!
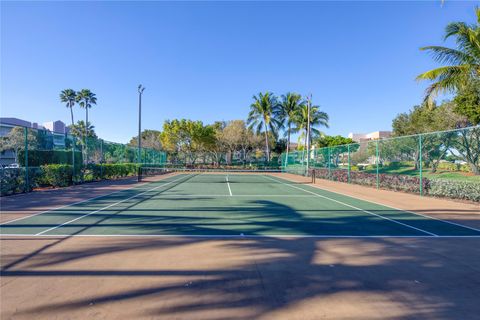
[139, 167, 313, 184]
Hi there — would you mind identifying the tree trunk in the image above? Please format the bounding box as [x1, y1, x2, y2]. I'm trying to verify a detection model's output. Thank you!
[264, 123, 270, 162]
[286, 123, 291, 155]
[70, 103, 75, 178]
[70, 105, 74, 127]
[85, 107, 88, 164]
[469, 162, 480, 175]
[304, 128, 307, 151]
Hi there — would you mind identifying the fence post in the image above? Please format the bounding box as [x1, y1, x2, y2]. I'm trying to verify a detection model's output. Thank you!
[328, 147, 331, 180]
[376, 140, 379, 189]
[347, 144, 351, 184]
[72, 136, 76, 184]
[419, 134, 423, 196]
[24, 127, 29, 193]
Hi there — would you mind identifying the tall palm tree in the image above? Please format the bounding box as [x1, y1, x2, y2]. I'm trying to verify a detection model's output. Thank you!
[278, 92, 303, 156]
[76, 89, 97, 137]
[247, 92, 281, 162]
[76, 89, 97, 164]
[416, 7, 480, 103]
[60, 89, 77, 170]
[60, 89, 77, 127]
[294, 101, 329, 151]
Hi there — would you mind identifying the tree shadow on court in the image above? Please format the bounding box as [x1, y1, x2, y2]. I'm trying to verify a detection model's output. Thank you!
[2, 200, 480, 319]
[1, 177, 196, 271]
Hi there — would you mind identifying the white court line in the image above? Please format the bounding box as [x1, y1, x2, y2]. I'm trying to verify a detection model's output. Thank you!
[281, 174, 480, 234]
[226, 176, 233, 196]
[309, 184, 480, 233]
[35, 175, 191, 236]
[152, 194, 316, 197]
[2, 234, 480, 238]
[264, 175, 438, 237]
[0, 175, 178, 226]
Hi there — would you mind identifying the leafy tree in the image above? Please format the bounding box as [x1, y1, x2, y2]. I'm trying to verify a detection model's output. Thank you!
[455, 127, 480, 175]
[315, 135, 355, 148]
[272, 138, 287, 155]
[160, 119, 215, 165]
[0, 127, 38, 164]
[247, 92, 281, 161]
[278, 93, 303, 155]
[453, 79, 480, 125]
[391, 102, 468, 172]
[129, 130, 163, 151]
[416, 7, 480, 103]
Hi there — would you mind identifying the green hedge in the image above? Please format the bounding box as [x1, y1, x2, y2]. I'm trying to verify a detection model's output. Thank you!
[18, 149, 83, 166]
[1, 163, 140, 195]
[37, 164, 73, 187]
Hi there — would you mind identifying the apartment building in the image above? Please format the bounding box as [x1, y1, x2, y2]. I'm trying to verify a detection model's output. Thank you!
[0, 117, 70, 166]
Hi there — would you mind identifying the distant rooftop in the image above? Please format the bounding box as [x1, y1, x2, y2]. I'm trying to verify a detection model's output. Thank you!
[0, 117, 69, 134]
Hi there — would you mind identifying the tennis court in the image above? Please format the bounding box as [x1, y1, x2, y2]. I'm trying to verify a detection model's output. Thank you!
[2, 171, 480, 320]
[2, 171, 478, 238]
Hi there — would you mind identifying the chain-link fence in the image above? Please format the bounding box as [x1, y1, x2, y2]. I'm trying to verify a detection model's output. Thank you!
[0, 125, 166, 196]
[282, 126, 480, 202]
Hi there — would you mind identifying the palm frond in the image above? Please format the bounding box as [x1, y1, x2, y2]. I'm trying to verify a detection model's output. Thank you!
[420, 46, 473, 65]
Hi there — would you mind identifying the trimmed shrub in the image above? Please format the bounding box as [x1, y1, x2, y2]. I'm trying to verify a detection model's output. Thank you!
[427, 179, 480, 202]
[0, 167, 39, 195]
[312, 168, 429, 195]
[39, 164, 73, 187]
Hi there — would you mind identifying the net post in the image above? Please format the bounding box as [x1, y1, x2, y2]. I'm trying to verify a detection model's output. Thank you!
[347, 144, 351, 183]
[376, 140, 379, 189]
[419, 134, 423, 196]
[24, 127, 29, 193]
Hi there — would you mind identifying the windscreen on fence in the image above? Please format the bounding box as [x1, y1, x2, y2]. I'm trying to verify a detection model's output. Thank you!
[282, 126, 480, 202]
[0, 126, 166, 196]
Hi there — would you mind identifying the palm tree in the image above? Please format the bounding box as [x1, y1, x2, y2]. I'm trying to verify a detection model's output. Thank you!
[294, 101, 329, 151]
[69, 121, 96, 141]
[76, 89, 97, 164]
[60, 89, 77, 170]
[416, 7, 480, 103]
[60, 89, 77, 127]
[278, 92, 303, 156]
[247, 92, 281, 162]
[76, 89, 97, 137]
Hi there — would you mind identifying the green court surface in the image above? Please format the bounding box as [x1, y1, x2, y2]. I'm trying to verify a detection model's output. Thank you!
[1, 173, 479, 237]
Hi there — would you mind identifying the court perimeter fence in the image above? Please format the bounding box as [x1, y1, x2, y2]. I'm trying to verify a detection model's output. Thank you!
[282, 126, 480, 202]
[0, 125, 166, 196]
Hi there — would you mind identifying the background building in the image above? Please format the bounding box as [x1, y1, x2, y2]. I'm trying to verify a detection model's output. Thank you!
[0, 117, 70, 166]
[348, 131, 392, 142]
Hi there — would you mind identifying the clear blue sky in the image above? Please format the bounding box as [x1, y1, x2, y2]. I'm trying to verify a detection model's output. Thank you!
[1, 1, 477, 143]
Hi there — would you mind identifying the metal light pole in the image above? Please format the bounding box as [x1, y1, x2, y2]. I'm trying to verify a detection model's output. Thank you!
[306, 94, 311, 175]
[137, 84, 145, 181]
